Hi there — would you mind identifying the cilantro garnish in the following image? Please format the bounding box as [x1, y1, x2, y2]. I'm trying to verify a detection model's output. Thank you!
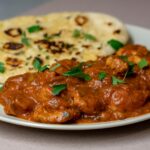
[21, 32, 30, 47]
[112, 76, 125, 85]
[138, 58, 148, 69]
[119, 55, 135, 77]
[44, 32, 61, 40]
[72, 29, 81, 38]
[108, 39, 123, 51]
[98, 71, 107, 81]
[52, 84, 67, 96]
[33, 58, 49, 72]
[119, 55, 128, 62]
[63, 63, 91, 81]
[0, 83, 3, 91]
[27, 25, 42, 33]
[72, 29, 97, 41]
[50, 63, 61, 71]
[83, 33, 97, 41]
[0, 62, 5, 73]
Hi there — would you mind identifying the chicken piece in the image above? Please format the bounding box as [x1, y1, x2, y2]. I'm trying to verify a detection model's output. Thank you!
[117, 44, 148, 57]
[32, 107, 80, 123]
[4, 93, 36, 116]
[107, 85, 149, 112]
[116, 45, 149, 64]
[106, 56, 128, 74]
[70, 85, 105, 115]
[0, 71, 80, 123]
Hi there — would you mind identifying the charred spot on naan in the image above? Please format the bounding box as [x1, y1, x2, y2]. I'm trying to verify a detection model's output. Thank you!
[35, 40, 74, 54]
[3, 42, 24, 50]
[6, 57, 22, 67]
[47, 41, 74, 54]
[34, 40, 50, 49]
[107, 22, 113, 26]
[75, 15, 88, 26]
[113, 29, 121, 34]
[4, 28, 22, 37]
[43, 31, 62, 40]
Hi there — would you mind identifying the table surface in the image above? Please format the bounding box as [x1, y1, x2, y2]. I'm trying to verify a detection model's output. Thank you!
[1, 0, 150, 150]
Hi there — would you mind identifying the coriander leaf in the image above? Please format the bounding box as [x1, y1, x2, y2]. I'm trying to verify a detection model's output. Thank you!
[33, 58, 49, 72]
[138, 58, 148, 69]
[21, 32, 30, 47]
[52, 84, 67, 96]
[63, 63, 83, 76]
[72, 29, 81, 38]
[63, 63, 91, 81]
[44, 32, 61, 40]
[119, 55, 135, 77]
[33, 58, 41, 70]
[75, 73, 91, 81]
[50, 63, 61, 71]
[84, 74, 91, 81]
[108, 39, 123, 51]
[83, 33, 97, 41]
[27, 25, 42, 33]
[0, 62, 5, 73]
[119, 55, 128, 62]
[0, 83, 3, 91]
[112, 76, 125, 85]
[122, 63, 134, 80]
[98, 71, 107, 81]
[39, 65, 49, 72]
[72, 29, 97, 41]
[126, 62, 135, 77]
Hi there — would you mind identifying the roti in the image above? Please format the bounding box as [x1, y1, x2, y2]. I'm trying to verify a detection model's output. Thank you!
[0, 12, 129, 82]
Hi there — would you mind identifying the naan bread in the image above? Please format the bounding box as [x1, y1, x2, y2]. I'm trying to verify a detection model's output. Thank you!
[0, 12, 129, 82]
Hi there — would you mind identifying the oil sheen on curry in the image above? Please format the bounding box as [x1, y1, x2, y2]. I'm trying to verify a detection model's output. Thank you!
[1, 44, 150, 124]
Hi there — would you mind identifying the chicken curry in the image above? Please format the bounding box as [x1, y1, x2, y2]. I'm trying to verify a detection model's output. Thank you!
[1, 44, 150, 124]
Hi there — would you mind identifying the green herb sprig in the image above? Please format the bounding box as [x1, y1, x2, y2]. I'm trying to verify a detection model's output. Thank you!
[112, 76, 125, 85]
[44, 32, 61, 40]
[83, 33, 97, 41]
[108, 39, 123, 51]
[138, 58, 148, 69]
[33, 58, 49, 72]
[50, 63, 61, 71]
[21, 32, 30, 47]
[119, 55, 135, 77]
[72, 29, 81, 38]
[63, 63, 91, 81]
[72, 29, 97, 41]
[28, 25, 42, 33]
[52, 84, 67, 96]
[98, 71, 107, 81]
[0, 62, 5, 73]
[0, 83, 3, 91]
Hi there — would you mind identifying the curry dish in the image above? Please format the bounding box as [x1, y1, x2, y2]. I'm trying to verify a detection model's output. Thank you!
[1, 44, 150, 124]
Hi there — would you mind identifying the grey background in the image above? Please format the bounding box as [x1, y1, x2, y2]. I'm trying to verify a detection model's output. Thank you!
[0, 0, 150, 150]
[0, 0, 49, 19]
[1, 0, 150, 28]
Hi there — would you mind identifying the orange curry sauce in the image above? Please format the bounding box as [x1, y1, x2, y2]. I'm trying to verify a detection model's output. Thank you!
[1, 44, 150, 124]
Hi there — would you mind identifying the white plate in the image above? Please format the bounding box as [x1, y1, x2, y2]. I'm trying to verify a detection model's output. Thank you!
[0, 24, 150, 130]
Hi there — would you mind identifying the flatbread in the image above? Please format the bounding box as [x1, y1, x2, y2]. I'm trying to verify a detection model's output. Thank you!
[0, 12, 129, 82]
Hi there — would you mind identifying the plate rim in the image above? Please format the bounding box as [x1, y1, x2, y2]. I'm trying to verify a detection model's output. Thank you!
[0, 112, 150, 130]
